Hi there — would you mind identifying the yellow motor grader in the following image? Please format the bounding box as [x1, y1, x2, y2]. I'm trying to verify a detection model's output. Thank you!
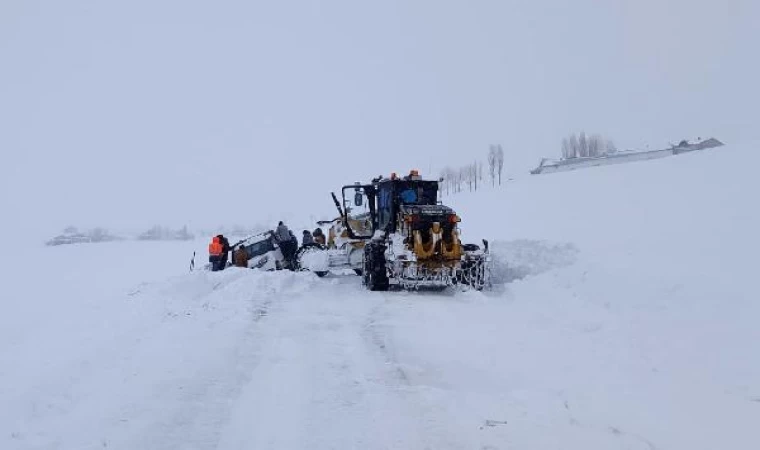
[299, 171, 490, 290]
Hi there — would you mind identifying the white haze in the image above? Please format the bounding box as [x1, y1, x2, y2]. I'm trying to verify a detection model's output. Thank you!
[1, 0, 758, 240]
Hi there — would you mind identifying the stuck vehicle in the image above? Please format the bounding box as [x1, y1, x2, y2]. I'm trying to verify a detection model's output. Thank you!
[231, 231, 285, 270]
[193, 231, 286, 272]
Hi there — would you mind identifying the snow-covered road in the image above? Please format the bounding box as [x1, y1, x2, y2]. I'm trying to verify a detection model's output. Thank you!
[5, 255, 758, 450]
[2, 145, 759, 449]
[217, 275, 458, 450]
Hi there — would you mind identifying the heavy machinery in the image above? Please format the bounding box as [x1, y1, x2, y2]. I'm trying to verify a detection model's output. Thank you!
[298, 170, 490, 290]
[293, 195, 369, 277]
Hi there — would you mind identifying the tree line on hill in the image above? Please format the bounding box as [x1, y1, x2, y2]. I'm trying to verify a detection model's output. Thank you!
[46, 225, 195, 246]
[561, 132, 616, 159]
[440, 144, 506, 195]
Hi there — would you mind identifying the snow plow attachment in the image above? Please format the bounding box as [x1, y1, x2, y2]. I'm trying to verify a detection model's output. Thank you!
[363, 233, 491, 291]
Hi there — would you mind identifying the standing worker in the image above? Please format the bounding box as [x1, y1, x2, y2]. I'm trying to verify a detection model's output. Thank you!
[274, 222, 294, 269]
[234, 244, 249, 268]
[288, 230, 299, 269]
[302, 230, 314, 246]
[313, 228, 326, 246]
[275, 221, 291, 243]
[217, 234, 231, 270]
[208, 236, 223, 271]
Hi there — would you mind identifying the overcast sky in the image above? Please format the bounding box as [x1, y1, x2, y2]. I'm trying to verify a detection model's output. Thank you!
[2, 0, 758, 238]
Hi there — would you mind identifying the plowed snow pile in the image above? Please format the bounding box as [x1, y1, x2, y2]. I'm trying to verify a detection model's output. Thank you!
[1, 145, 758, 449]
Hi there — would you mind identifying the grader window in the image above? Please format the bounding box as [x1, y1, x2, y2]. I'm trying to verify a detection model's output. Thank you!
[400, 188, 417, 203]
[397, 181, 438, 205]
[341, 185, 375, 239]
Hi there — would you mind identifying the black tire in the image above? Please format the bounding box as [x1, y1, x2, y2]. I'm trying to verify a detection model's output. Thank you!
[353, 268, 363, 276]
[363, 244, 389, 291]
[314, 271, 329, 278]
[367, 271, 388, 291]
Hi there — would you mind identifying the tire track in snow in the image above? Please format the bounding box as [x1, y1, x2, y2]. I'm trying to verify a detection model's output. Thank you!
[363, 304, 410, 385]
[139, 272, 280, 450]
[216, 276, 473, 449]
[562, 398, 661, 450]
[362, 293, 471, 450]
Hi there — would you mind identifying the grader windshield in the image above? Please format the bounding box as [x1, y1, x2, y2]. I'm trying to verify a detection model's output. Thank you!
[392, 180, 438, 205]
[341, 184, 376, 239]
[376, 180, 438, 232]
[340, 179, 440, 238]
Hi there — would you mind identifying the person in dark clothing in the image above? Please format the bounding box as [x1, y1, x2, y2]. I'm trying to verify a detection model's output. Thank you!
[275, 221, 291, 243]
[273, 221, 296, 270]
[285, 230, 299, 270]
[217, 234, 231, 270]
[313, 228, 325, 246]
[302, 230, 314, 246]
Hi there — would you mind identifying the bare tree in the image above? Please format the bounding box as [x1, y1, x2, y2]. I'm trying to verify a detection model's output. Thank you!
[605, 139, 617, 154]
[578, 131, 588, 158]
[569, 134, 579, 158]
[487, 145, 497, 186]
[562, 132, 616, 159]
[588, 134, 604, 157]
[445, 166, 458, 195]
[561, 138, 571, 159]
[496, 144, 504, 185]
[440, 168, 450, 195]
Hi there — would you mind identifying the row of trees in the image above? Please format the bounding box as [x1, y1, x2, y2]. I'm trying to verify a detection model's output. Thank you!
[138, 225, 194, 241]
[561, 132, 617, 159]
[46, 225, 196, 246]
[440, 144, 505, 195]
[46, 226, 121, 246]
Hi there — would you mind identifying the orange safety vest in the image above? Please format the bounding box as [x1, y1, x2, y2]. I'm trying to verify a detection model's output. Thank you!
[208, 237, 223, 256]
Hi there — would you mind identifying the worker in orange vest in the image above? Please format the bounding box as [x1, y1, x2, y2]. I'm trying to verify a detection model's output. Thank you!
[217, 234, 231, 270]
[208, 236, 224, 271]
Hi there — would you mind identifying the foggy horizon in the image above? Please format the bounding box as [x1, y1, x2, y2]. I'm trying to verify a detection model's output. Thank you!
[2, 0, 758, 239]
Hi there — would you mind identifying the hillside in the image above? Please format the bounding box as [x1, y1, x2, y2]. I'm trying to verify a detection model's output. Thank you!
[1, 144, 758, 449]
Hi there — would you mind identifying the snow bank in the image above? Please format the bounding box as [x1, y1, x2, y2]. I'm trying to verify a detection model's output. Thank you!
[394, 143, 760, 449]
[0, 240, 321, 449]
[1, 143, 758, 449]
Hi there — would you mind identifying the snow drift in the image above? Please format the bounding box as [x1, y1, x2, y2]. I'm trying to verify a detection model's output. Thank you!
[1, 143, 758, 449]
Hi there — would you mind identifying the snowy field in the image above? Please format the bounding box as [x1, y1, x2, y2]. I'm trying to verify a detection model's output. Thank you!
[2, 144, 759, 449]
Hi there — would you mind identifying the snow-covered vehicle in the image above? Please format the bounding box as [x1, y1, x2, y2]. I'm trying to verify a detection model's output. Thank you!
[46, 233, 92, 246]
[194, 231, 286, 272]
[232, 231, 285, 270]
[298, 171, 490, 290]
